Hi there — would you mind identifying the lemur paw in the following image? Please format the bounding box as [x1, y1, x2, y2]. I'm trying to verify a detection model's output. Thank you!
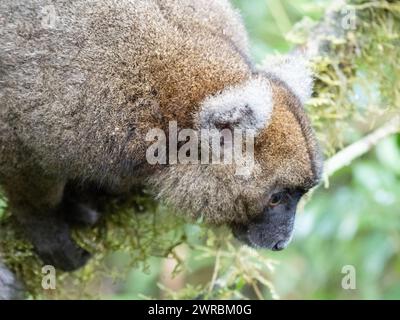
[36, 240, 91, 272]
[24, 212, 92, 271]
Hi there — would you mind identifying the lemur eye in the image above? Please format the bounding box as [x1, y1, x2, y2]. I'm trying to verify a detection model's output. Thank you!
[269, 192, 285, 207]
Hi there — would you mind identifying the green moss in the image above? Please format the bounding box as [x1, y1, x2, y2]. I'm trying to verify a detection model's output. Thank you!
[0, 193, 186, 299]
[297, 0, 400, 156]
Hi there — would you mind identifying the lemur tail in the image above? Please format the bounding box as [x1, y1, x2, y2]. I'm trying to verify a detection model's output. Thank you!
[0, 261, 25, 300]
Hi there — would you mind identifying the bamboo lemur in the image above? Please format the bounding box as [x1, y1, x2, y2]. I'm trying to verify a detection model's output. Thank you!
[0, 0, 322, 271]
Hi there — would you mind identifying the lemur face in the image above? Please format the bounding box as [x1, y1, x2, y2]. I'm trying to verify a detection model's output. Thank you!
[235, 81, 322, 249]
[150, 54, 322, 251]
[231, 187, 304, 250]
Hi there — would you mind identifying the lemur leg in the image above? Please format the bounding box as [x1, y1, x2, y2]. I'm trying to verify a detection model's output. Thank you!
[3, 173, 90, 271]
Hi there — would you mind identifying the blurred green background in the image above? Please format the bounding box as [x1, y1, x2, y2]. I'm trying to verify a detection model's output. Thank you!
[111, 0, 400, 300]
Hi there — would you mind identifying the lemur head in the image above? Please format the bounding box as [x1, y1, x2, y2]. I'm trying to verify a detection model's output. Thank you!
[149, 54, 322, 251]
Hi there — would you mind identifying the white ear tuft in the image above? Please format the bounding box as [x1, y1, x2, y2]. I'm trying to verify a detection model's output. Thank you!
[261, 53, 314, 104]
[196, 77, 273, 133]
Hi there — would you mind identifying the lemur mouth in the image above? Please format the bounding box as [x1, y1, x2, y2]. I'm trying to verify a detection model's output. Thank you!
[231, 223, 252, 245]
[230, 222, 289, 251]
[231, 223, 265, 249]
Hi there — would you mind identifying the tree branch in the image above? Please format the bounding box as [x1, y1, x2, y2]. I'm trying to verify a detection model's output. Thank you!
[324, 116, 400, 179]
[300, 0, 400, 180]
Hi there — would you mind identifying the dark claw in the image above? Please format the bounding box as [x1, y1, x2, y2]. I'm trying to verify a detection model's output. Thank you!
[64, 200, 101, 227]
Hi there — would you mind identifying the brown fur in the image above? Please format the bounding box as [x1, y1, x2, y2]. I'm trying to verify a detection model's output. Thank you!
[0, 0, 322, 270]
[0, 0, 251, 187]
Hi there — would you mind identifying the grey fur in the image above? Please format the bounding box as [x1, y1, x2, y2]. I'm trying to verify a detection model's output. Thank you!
[0, 262, 25, 300]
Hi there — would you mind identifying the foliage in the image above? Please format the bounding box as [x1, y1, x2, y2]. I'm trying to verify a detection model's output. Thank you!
[307, 0, 400, 156]
[0, 192, 277, 299]
[0, 193, 186, 299]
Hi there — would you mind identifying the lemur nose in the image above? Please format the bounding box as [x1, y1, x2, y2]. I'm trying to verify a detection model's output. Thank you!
[272, 240, 286, 251]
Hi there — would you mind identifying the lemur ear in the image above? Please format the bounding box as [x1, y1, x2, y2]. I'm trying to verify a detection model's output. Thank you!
[195, 78, 273, 133]
[261, 53, 314, 104]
